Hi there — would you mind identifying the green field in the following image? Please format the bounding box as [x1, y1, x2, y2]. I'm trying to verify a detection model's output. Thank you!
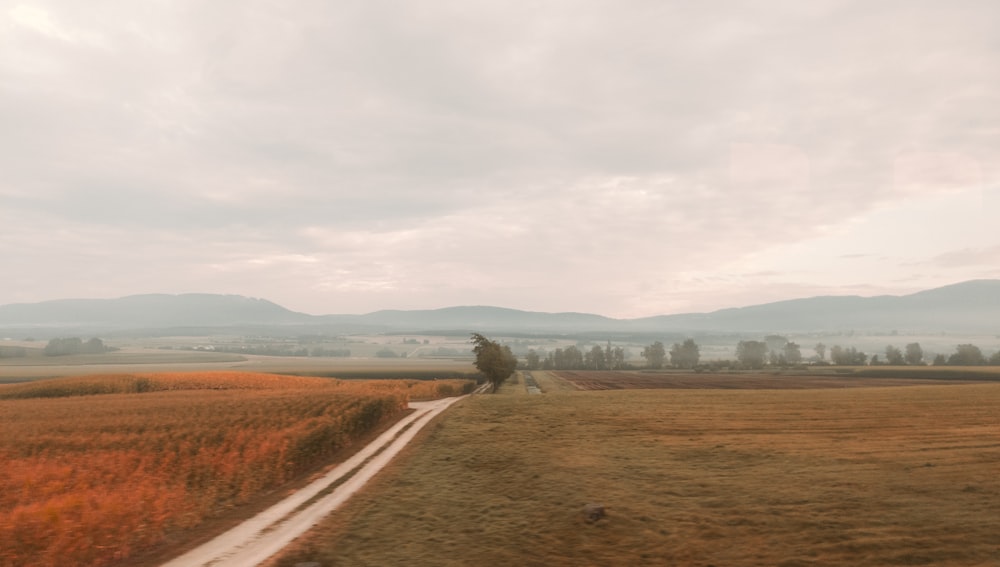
[271, 373, 1000, 567]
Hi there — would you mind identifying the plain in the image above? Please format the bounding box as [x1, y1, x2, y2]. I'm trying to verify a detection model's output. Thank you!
[272, 371, 1000, 567]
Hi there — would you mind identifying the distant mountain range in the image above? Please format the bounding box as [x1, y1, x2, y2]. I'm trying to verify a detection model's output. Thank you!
[1, 280, 999, 337]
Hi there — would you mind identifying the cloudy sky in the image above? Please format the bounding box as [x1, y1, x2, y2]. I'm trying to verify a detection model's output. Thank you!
[1, 1, 997, 318]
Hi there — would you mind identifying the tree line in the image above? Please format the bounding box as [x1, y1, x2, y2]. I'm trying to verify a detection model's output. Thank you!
[43, 337, 110, 356]
[519, 336, 1000, 371]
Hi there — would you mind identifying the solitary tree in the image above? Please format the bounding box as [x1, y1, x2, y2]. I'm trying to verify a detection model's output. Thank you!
[642, 341, 666, 369]
[470, 333, 518, 393]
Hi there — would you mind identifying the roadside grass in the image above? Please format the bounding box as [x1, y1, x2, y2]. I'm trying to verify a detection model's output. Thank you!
[271, 383, 1000, 567]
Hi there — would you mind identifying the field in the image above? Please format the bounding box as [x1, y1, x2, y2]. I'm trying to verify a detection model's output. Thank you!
[552, 369, 1000, 390]
[0, 347, 477, 383]
[0, 371, 474, 567]
[272, 372, 1000, 566]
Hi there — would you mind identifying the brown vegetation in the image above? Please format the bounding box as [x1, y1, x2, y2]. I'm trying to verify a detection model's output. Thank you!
[0, 371, 473, 566]
[272, 379, 1000, 566]
[552, 370, 995, 390]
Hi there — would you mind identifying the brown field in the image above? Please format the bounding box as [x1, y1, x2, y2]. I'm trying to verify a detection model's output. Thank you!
[271, 374, 1000, 567]
[0, 372, 474, 567]
[552, 369, 1000, 390]
[0, 348, 477, 383]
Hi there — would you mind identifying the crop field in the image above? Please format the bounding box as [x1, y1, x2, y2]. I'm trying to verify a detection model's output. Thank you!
[0, 371, 474, 567]
[272, 376, 1000, 566]
[552, 369, 1000, 390]
[0, 348, 478, 383]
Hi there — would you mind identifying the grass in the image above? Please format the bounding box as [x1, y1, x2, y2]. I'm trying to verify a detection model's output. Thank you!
[271, 379, 1000, 566]
[0, 350, 477, 383]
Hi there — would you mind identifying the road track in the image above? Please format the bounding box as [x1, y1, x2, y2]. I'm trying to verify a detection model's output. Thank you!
[161, 396, 465, 567]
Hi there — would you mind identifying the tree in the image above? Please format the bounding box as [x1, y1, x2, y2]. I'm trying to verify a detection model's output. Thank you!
[885, 345, 904, 365]
[525, 349, 541, 370]
[948, 344, 986, 366]
[830, 345, 867, 365]
[43, 337, 106, 356]
[470, 333, 518, 393]
[904, 343, 924, 365]
[563, 346, 584, 369]
[783, 342, 802, 365]
[736, 340, 768, 369]
[586, 345, 607, 370]
[642, 341, 666, 369]
[669, 339, 700, 369]
[814, 342, 827, 362]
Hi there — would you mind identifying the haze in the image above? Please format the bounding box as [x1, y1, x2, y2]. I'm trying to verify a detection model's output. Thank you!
[2, 1, 997, 318]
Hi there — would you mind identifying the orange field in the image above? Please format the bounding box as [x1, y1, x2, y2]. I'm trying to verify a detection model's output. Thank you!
[0, 371, 474, 567]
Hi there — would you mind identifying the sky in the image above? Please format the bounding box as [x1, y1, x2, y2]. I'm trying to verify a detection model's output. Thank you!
[1, 1, 998, 319]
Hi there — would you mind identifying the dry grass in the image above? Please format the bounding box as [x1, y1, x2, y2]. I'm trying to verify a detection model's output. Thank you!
[0, 351, 476, 382]
[272, 382, 1000, 566]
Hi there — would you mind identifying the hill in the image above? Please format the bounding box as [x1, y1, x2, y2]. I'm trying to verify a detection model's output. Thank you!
[1, 280, 998, 336]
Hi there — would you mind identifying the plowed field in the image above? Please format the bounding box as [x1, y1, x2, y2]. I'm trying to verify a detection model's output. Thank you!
[553, 370, 989, 390]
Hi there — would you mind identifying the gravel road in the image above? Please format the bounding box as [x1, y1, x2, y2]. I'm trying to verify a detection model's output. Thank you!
[161, 396, 465, 567]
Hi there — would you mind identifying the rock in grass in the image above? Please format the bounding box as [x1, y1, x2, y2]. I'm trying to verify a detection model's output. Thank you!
[584, 503, 606, 522]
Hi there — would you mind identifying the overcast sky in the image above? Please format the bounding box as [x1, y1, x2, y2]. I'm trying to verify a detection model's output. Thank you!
[1, 1, 998, 318]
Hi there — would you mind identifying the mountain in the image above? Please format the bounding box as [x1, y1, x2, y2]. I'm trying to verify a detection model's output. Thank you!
[0, 294, 313, 330]
[1, 280, 999, 336]
[635, 280, 1000, 334]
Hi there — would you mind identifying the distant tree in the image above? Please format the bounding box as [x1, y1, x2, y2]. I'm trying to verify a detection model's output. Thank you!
[885, 345, 905, 365]
[904, 343, 924, 365]
[44, 337, 106, 356]
[814, 342, 827, 362]
[612, 346, 626, 369]
[989, 350, 1000, 365]
[586, 345, 607, 370]
[470, 333, 518, 393]
[563, 345, 584, 369]
[736, 340, 768, 369]
[948, 344, 986, 366]
[764, 335, 788, 351]
[830, 345, 867, 365]
[375, 347, 399, 358]
[783, 342, 802, 365]
[642, 341, 666, 369]
[932, 354, 947, 366]
[669, 338, 700, 369]
[525, 349, 541, 370]
[830, 345, 843, 364]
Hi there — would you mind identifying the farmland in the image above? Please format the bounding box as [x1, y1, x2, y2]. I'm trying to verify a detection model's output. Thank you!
[0, 371, 474, 567]
[0, 342, 477, 383]
[551, 369, 1000, 390]
[272, 372, 1000, 567]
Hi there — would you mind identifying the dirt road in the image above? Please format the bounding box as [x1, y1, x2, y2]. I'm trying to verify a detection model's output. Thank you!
[161, 396, 464, 567]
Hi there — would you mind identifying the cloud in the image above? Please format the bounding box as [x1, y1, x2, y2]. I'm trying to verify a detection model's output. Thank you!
[1, 1, 998, 316]
[928, 247, 1000, 269]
